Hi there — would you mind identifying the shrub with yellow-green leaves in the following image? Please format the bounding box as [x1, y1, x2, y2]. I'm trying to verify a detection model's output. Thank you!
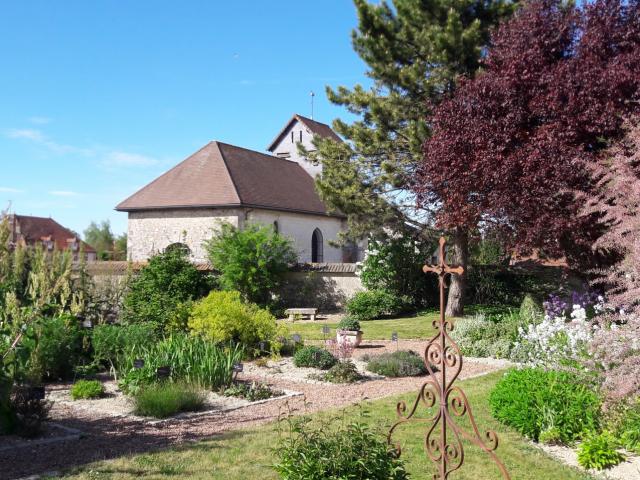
[188, 290, 287, 356]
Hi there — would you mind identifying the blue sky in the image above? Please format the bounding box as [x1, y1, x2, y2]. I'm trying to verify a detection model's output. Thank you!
[0, 1, 369, 236]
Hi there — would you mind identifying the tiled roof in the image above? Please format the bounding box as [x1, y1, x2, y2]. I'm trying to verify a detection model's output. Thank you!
[8, 214, 96, 253]
[267, 113, 342, 152]
[116, 141, 342, 217]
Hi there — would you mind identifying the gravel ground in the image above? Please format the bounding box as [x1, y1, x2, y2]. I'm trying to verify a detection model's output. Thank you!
[0, 341, 501, 479]
[539, 443, 640, 480]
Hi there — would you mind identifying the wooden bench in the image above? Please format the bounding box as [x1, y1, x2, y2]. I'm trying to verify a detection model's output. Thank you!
[285, 308, 318, 322]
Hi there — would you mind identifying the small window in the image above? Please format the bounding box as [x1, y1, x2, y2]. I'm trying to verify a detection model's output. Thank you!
[299, 130, 302, 142]
[165, 242, 191, 256]
[273, 221, 279, 234]
[311, 228, 323, 263]
[291, 131, 294, 143]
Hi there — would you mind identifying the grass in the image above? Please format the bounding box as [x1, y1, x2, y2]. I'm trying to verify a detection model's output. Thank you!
[59, 371, 594, 480]
[285, 310, 442, 341]
[133, 382, 205, 418]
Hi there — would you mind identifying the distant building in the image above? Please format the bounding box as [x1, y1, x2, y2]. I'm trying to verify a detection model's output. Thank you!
[116, 114, 364, 264]
[6, 214, 97, 262]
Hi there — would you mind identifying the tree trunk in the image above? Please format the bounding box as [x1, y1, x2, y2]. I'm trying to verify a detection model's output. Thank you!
[445, 227, 469, 317]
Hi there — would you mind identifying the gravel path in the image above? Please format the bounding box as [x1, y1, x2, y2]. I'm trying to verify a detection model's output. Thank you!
[0, 342, 502, 479]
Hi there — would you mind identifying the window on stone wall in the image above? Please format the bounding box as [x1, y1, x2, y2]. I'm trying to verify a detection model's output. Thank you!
[165, 242, 191, 256]
[311, 228, 323, 263]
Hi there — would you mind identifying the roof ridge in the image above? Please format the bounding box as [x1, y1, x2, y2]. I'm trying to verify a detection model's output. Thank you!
[213, 142, 242, 204]
[216, 140, 300, 165]
[115, 141, 218, 210]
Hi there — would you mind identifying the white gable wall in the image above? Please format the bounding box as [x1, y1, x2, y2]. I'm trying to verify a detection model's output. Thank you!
[270, 118, 322, 178]
[242, 208, 345, 263]
[126, 207, 351, 264]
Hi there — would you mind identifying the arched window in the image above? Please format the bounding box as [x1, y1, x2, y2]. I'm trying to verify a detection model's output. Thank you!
[165, 242, 191, 256]
[273, 220, 279, 234]
[311, 228, 323, 263]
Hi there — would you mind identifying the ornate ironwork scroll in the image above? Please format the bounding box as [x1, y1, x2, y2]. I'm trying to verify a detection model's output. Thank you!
[388, 237, 510, 480]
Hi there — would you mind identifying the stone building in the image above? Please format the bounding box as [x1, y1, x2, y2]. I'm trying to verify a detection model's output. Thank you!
[116, 115, 362, 264]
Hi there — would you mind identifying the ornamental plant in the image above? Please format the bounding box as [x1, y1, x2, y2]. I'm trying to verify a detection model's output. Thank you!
[336, 317, 360, 332]
[205, 222, 297, 307]
[122, 247, 211, 332]
[490, 368, 601, 444]
[293, 346, 337, 370]
[188, 290, 287, 356]
[70, 380, 104, 400]
[346, 289, 407, 321]
[577, 432, 625, 470]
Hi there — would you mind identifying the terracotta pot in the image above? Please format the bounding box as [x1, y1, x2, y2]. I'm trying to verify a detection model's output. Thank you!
[336, 329, 363, 347]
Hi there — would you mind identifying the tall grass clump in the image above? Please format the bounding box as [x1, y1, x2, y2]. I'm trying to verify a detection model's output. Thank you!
[119, 334, 243, 394]
[133, 382, 204, 418]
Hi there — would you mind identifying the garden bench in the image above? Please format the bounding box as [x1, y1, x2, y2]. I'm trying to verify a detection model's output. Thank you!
[285, 307, 318, 321]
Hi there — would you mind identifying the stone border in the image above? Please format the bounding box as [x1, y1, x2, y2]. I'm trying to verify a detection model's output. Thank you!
[0, 423, 83, 453]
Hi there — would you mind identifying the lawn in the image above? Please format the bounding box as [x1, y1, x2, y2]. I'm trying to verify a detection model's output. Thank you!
[284, 310, 442, 341]
[58, 372, 594, 480]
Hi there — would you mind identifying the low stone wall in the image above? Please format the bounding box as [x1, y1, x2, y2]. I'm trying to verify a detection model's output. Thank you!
[85, 261, 363, 312]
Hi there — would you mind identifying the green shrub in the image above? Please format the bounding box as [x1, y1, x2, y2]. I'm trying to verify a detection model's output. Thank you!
[188, 291, 287, 356]
[10, 387, 52, 438]
[122, 247, 212, 332]
[70, 380, 104, 400]
[366, 350, 427, 377]
[119, 334, 243, 394]
[293, 346, 337, 370]
[608, 401, 640, 455]
[450, 311, 522, 359]
[91, 323, 158, 374]
[577, 432, 625, 470]
[273, 415, 408, 479]
[359, 236, 439, 309]
[337, 316, 361, 331]
[205, 223, 297, 307]
[223, 381, 283, 402]
[22, 315, 85, 382]
[133, 382, 204, 418]
[321, 361, 363, 384]
[519, 294, 544, 324]
[490, 368, 601, 443]
[346, 289, 407, 321]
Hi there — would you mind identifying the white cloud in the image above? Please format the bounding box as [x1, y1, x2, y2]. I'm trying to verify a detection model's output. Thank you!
[49, 190, 80, 197]
[28, 116, 52, 125]
[102, 151, 159, 167]
[5, 128, 92, 155]
[0, 187, 24, 193]
[6, 128, 46, 142]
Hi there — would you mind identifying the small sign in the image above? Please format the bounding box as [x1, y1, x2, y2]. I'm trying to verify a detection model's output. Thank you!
[233, 362, 244, 373]
[133, 359, 145, 369]
[391, 332, 398, 342]
[259, 341, 266, 352]
[312, 350, 320, 362]
[81, 319, 93, 329]
[292, 334, 302, 343]
[322, 325, 330, 335]
[156, 366, 171, 379]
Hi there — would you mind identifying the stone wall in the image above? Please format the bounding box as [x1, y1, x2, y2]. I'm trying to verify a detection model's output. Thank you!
[126, 208, 240, 262]
[86, 261, 363, 313]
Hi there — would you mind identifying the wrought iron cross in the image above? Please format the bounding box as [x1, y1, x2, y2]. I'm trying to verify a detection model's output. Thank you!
[388, 236, 510, 480]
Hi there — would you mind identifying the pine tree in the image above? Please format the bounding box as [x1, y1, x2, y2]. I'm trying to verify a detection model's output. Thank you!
[306, 0, 515, 315]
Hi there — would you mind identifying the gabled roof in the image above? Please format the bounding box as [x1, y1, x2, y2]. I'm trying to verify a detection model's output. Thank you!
[116, 141, 343, 217]
[267, 113, 342, 152]
[7, 214, 96, 253]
